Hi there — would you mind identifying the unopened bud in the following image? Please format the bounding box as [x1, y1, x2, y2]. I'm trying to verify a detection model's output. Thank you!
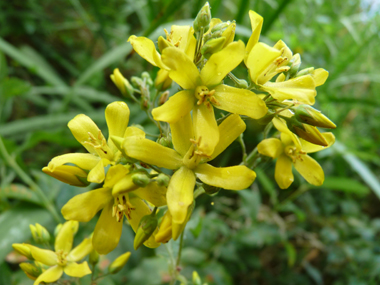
[110, 68, 134, 98]
[193, 2, 211, 33]
[158, 90, 170, 105]
[294, 105, 336, 129]
[140, 99, 151, 111]
[142, 72, 153, 86]
[192, 271, 202, 285]
[285, 116, 328, 146]
[30, 223, 50, 244]
[131, 76, 143, 88]
[156, 173, 170, 187]
[157, 136, 172, 148]
[203, 183, 220, 195]
[133, 214, 158, 250]
[20, 262, 42, 280]
[132, 172, 151, 188]
[42, 165, 89, 187]
[12, 244, 33, 260]
[54, 223, 63, 237]
[201, 37, 226, 59]
[108, 252, 131, 274]
[89, 249, 99, 266]
[296, 67, 314, 77]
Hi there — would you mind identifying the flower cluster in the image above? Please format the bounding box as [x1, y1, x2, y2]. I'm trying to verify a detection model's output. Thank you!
[23, 4, 336, 281]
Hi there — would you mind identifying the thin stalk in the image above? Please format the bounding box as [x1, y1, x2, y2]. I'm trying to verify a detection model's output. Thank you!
[238, 133, 247, 164]
[176, 231, 185, 268]
[0, 136, 61, 223]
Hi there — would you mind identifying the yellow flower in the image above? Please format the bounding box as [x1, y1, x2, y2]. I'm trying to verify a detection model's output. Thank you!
[245, 10, 326, 105]
[257, 118, 335, 189]
[118, 113, 256, 233]
[152, 42, 267, 156]
[61, 164, 163, 254]
[43, 101, 140, 184]
[129, 25, 197, 90]
[13, 221, 92, 285]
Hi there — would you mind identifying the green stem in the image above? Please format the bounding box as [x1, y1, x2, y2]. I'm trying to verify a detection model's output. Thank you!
[194, 186, 205, 199]
[238, 133, 247, 164]
[176, 231, 185, 268]
[243, 146, 260, 169]
[0, 136, 61, 223]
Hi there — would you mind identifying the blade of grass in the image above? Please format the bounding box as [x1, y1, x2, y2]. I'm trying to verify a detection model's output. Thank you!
[261, 0, 293, 35]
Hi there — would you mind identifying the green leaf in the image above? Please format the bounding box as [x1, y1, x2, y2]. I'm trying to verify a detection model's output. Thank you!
[0, 184, 42, 205]
[0, 203, 54, 262]
[0, 38, 66, 86]
[0, 77, 31, 98]
[237, 188, 261, 220]
[0, 50, 7, 80]
[284, 242, 297, 267]
[310, 176, 370, 195]
[0, 263, 11, 285]
[255, 167, 278, 205]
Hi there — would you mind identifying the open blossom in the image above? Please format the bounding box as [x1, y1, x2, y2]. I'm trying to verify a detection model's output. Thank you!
[13, 221, 92, 285]
[258, 117, 335, 189]
[43, 101, 142, 184]
[116, 113, 256, 238]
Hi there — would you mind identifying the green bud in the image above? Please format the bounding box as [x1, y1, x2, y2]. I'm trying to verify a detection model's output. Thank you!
[257, 110, 276, 125]
[156, 173, 170, 187]
[203, 183, 220, 195]
[133, 214, 158, 250]
[201, 37, 226, 59]
[142, 71, 153, 86]
[20, 262, 42, 280]
[89, 249, 99, 266]
[293, 104, 336, 129]
[211, 22, 231, 33]
[131, 76, 143, 88]
[193, 2, 211, 33]
[110, 68, 134, 98]
[108, 252, 131, 274]
[287, 54, 301, 78]
[12, 244, 33, 260]
[156, 136, 172, 148]
[30, 223, 50, 244]
[132, 172, 151, 188]
[192, 271, 202, 285]
[284, 116, 328, 146]
[296, 67, 314, 77]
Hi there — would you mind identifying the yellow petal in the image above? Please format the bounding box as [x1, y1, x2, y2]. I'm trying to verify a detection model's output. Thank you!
[222, 22, 236, 47]
[275, 154, 294, 189]
[294, 154, 324, 186]
[152, 90, 196, 123]
[167, 166, 195, 224]
[124, 126, 146, 138]
[126, 196, 160, 248]
[105, 101, 130, 153]
[34, 265, 63, 285]
[257, 138, 283, 158]
[128, 35, 166, 69]
[68, 114, 104, 155]
[64, 261, 91, 278]
[193, 104, 219, 157]
[61, 188, 112, 222]
[273, 117, 301, 148]
[301, 132, 335, 153]
[161, 47, 199, 89]
[195, 164, 256, 190]
[201, 41, 245, 87]
[28, 245, 57, 266]
[170, 112, 194, 156]
[104, 164, 130, 188]
[67, 238, 93, 262]
[42, 165, 89, 187]
[312, 68, 329, 86]
[45, 153, 100, 171]
[245, 10, 263, 63]
[55, 221, 77, 253]
[213, 85, 267, 119]
[247, 42, 281, 84]
[93, 201, 123, 254]
[123, 136, 183, 169]
[133, 182, 167, 207]
[155, 211, 172, 243]
[262, 75, 316, 105]
[210, 114, 246, 160]
[171, 25, 196, 60]
[87, 158, 110, 183]
[112, 174, 139, 196]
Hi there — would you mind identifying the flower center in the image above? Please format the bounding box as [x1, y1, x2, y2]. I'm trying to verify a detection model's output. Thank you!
[56, 250, 68, 266]
[164, 29, 181, 47]
[182, 138, 210, 169]
[194, 86, 220, 110]
[284, 145, 306, 163]
[112, 194, 135, 222]
[84, 130, 114, 160]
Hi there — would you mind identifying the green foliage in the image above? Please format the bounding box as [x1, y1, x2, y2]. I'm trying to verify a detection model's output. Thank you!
[0, 0, 379, 284]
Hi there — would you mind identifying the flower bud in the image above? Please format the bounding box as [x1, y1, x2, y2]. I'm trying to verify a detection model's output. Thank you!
[42, 165, 90, 187]
[293, 105, 336, 129]
[20, 262, 42, 280]
[110, 68, 134, 98]
[54, 223, 63, 237]
[296, 67, 314, 77]
[156, 173, 170, 187]
[89, 249, 99, 266]
[131, 76, 143, 88]
[287, 54, 301, 78]
[201, 37, 226, 59]
[158, 90, 170, 105]
[108, 252, 131, 274]
[192, 271, 202, 285]
[12, 244, 33, 260]
[132, 172, 151, 188]
[29, 223, 50, 244]
[284, 116, 328, 146]
[133, 214, 158, 250]
[203, 183, 220, 195]
[157, 136, 172, 148]
[193, 2, 211, 33]
[142, 71, 153, 86]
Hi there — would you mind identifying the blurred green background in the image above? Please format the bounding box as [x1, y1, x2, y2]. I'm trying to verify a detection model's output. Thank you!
[1, 0, 380, 284]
